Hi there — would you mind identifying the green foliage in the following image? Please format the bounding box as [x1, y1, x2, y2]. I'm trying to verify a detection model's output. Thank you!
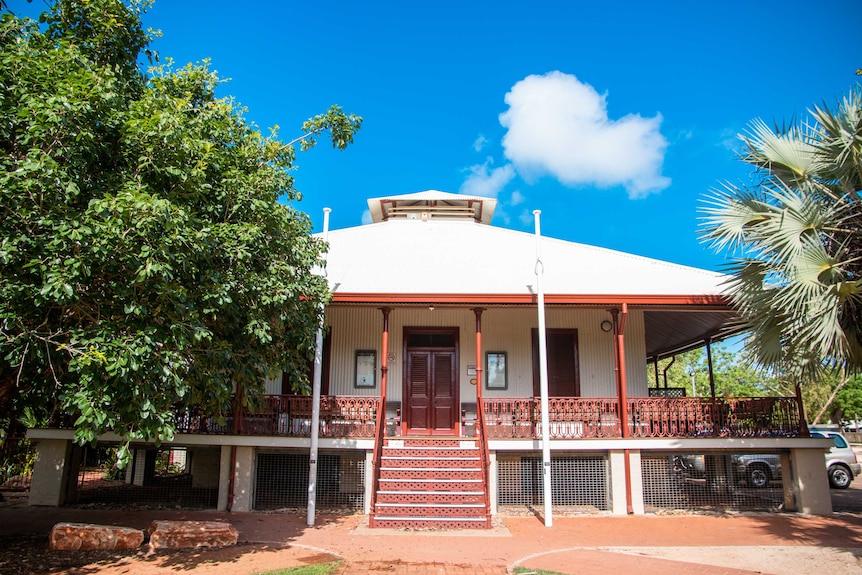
[0, 1, 361, 458]
[650, 344, 780, 397]
[0, 437, 35, 484]
[835, 376, 862, 421]
[701, 88, 862, 383]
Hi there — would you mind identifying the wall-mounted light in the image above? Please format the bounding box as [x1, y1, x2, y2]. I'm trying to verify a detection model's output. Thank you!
[600, 320, 613, 333]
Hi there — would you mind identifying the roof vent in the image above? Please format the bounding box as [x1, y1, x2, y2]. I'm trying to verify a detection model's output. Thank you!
[367, 190, 497, 224]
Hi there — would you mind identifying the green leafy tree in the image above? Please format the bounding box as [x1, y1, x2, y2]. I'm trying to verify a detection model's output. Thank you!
[793, 371, 862, 425]
[833, 375, 862, 424]
[650, 344, 780, 398]
[701, 88, 862, 385]
[0, 0, 361, 463]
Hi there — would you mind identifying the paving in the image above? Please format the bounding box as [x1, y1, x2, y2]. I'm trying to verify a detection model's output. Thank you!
[1, 497, 861, 575]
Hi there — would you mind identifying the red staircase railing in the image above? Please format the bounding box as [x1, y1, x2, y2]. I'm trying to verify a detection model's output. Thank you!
[474, 395, 492, 528]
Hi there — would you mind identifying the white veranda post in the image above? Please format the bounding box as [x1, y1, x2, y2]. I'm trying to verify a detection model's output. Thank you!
[307, 207, 331, 526]
[533, 209, 553, 527]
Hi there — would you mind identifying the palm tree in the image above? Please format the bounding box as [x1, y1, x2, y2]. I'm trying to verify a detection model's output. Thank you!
[701, 88, 862, 385]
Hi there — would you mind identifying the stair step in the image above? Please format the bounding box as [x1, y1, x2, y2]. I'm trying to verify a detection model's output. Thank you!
[378, 479, 482, 491]
[371, 516, 490, 530]
[381, 449, 480, 458]
[378, 490, 485, 495]
[376, 492, 484, 503]
[383, 444, 479, 449]
[374, 436, 490, 529]
[376, 502, 484, 508]
[374, 505, 487, 517]
[379, 469, 483, 480]
[380, 457, 480, 468]
[380, 467, 482, 481]
[384, 439, 476, 449]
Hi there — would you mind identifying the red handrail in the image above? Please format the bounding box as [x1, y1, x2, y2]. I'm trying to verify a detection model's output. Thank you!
[474, 394, 492, 527]
[368, 308, 391, 526]
[368, 392, 386, 525]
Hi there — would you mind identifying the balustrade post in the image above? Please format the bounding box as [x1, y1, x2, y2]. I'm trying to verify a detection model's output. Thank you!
[609, 305, 633, 514]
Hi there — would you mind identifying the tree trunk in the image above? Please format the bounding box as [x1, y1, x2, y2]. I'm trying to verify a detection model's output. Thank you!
[812, 371, 849, 425]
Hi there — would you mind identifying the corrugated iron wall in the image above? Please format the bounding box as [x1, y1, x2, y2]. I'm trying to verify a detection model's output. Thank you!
[319, 305, 648, 401]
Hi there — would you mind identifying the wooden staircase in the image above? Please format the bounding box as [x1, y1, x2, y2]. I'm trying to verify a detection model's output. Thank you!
[370, 437, 491, 529]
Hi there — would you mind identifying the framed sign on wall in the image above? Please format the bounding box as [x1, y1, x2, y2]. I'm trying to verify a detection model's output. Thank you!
[485, 351, 507, 390]
[354, 350, 376, 388]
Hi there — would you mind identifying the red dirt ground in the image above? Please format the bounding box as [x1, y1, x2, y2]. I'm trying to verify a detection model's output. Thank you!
[1, 498, 861, 575]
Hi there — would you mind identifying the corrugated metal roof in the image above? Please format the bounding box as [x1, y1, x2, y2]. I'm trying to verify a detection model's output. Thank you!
[322, 218, 728, 297]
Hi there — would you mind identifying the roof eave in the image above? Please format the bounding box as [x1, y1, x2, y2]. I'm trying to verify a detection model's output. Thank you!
[329, 292, 732, 306]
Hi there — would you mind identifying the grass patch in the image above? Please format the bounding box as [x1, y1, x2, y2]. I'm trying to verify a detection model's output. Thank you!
[255, 561, 341, 575]
[513, 567, 569, 575]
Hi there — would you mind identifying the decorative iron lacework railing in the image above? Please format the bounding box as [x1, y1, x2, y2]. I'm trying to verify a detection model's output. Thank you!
[627, 396, 803, 438]
[482, 397, 621, 439]
[482, 396, 804, 440]
[52, 394, 799, 440]
[174, 395, 380, 438]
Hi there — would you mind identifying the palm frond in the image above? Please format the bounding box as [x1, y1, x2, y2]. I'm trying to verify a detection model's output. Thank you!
[741, 118, 818, 188]
[702, 87, 862, 381]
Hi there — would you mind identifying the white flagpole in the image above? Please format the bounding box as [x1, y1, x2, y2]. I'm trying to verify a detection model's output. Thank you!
[307, 207, 331, 526]
[533, 209, 553, 527]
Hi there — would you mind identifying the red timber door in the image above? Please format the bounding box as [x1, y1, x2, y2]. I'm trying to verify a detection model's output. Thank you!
[404, 328, 458, 435]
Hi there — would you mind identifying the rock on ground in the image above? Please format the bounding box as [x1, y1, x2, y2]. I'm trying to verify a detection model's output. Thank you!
[49, 522, 144, 550]
[148, 520, 238, 549]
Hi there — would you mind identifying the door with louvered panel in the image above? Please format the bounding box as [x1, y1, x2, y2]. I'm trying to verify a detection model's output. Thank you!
[404, 329, 458, 434]
[532, 328, 580, 397]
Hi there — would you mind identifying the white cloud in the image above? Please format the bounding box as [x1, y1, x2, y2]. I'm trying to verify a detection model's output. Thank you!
[510, 189, 525, 206]
[499, 71, 670, 199]
[473, 134, 489, 152]
[518, 209, 534, 226]
[459, 158, 515, 198]
[361, 209, 373, 225]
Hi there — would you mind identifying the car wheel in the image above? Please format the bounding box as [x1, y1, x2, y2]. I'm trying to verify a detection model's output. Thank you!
[749, 465, 770, 488]
[828, 465, 852, 489]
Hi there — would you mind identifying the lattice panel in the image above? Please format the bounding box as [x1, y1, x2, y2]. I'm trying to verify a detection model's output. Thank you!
[75, 444, 218, 509]
[253, 450, 365, 510]
[497, 454, 608, 509]
[641, 452, 784, 513]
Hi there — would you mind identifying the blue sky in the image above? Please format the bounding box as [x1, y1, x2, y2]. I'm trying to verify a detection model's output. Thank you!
[14, 0, 862, 271]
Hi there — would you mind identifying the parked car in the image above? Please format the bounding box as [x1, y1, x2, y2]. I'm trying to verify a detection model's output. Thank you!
[732, 453, 782, 488]
[809, 424, 861, 489]
[733, 425, 861, 489]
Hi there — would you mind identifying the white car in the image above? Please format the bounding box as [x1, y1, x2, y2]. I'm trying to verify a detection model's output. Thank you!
[809, 425, 861, 489]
